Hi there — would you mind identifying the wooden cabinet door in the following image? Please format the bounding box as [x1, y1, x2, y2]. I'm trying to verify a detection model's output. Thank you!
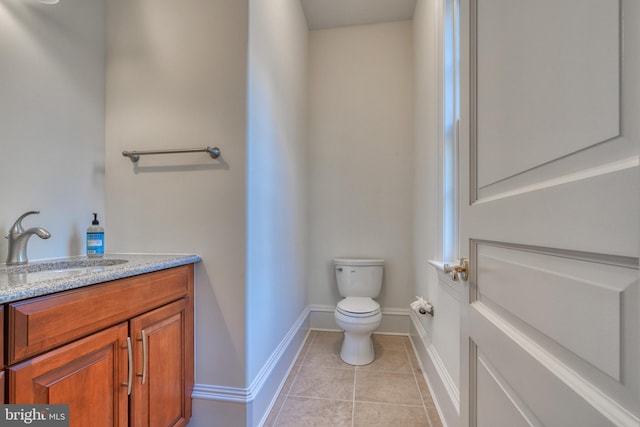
[7, 323, 129, 427]
[129, 298, 193, 427]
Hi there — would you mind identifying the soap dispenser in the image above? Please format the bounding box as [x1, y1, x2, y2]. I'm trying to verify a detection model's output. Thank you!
[86, 213, 104, 258]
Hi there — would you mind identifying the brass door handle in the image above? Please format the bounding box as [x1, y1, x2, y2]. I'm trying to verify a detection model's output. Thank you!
[444, 258, 469, 281]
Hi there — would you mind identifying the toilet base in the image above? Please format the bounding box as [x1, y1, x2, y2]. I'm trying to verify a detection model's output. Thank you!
[340, 331, 375, 366]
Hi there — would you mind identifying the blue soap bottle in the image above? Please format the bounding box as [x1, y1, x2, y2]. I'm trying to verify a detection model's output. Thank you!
[86, 213, 104, 258]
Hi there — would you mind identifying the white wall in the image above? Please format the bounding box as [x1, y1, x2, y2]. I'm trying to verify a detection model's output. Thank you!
[0, 0, 105, 262]
[105, 1, 249, 425]
[246, 0, 309, 423]
[412, 0, 461, 425]
[412, 0, 439, 324]
[307, 21, 415, 314]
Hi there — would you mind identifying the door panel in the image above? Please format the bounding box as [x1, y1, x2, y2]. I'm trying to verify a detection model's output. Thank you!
[474, 0, 621, 190]
[460, 0, 639, 426]
[470, 306, 621, 427]
[476, 242, 636, 381]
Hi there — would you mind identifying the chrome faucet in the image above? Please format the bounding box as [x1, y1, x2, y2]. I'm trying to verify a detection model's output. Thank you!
[5, 211, 51, 265]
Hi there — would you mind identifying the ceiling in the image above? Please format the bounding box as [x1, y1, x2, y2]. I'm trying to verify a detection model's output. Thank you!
[299, 0, 417, 31]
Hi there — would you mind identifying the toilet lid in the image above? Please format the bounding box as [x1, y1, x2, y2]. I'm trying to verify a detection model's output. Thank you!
[337, 297, 380, 315]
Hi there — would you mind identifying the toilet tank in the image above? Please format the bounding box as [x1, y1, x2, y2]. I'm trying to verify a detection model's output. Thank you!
[334, 258, 384, 298]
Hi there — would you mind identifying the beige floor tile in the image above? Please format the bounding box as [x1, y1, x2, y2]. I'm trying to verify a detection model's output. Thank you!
[274, 396, 353, 427]
[353, 402, 430, 427]
[290, 366, 355, 400]
[310, 331, 344, 348]
[302, 332, 351, 369]
[355, 371, 422, 405]
[358, 349, 412, 373]
[304, 342, 352, 369]
[371, 334, 407, 351]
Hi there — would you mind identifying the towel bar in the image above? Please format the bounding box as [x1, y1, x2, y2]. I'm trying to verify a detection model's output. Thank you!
[122, 146, 221, 163]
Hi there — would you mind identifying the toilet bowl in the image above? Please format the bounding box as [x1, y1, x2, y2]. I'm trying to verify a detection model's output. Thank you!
[335, 297, 382, 365]
[333, 258, 384, 366]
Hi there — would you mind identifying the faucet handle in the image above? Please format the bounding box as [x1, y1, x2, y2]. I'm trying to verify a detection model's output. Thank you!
[9, 211, 41, 234]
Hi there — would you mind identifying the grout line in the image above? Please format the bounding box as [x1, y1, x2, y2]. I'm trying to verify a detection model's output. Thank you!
[405, 338, 434, 427]
[270, 394, 288, 427]
[298, 332, 315, 364]
[274, 363, 303, 427]
[408, 345, 433, 427]
[284, 394, 355, 403]
[352, 399, 426, 408]
[286, 364, 301, 395]
[358, 367, 414, 374]
[408, 336, 443, 427]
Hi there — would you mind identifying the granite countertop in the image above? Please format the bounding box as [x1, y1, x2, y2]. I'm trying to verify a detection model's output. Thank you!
[0, 253, 201, 304]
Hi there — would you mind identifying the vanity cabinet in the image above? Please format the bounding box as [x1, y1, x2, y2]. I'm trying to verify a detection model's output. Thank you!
[4, 264, 194, 427]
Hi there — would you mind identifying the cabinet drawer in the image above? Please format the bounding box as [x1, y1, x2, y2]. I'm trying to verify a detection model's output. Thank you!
[7, 264, 193, 364]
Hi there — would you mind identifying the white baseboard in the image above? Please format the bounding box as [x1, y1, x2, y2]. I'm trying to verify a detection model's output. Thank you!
[409, 310, 460, 427]
[192, 383, 251, 403]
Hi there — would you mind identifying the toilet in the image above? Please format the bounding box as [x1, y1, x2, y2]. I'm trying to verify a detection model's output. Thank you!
[333, 258, 384, 365]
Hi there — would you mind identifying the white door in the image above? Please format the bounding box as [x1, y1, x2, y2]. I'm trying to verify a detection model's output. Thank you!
[458, 1, 639, 426]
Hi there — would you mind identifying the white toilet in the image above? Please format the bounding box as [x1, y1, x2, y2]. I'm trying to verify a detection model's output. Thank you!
[333, 258, 384, 366]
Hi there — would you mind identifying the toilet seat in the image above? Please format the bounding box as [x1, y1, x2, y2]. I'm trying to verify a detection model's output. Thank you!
[336, 297, 380, 318]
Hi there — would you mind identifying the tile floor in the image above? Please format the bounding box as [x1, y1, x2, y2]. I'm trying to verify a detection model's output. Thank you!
[264, 331, 443, 427]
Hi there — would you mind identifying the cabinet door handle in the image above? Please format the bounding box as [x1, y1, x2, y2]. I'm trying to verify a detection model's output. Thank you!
[137, 330, 148, 385]
[121, 337, 133, 396]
